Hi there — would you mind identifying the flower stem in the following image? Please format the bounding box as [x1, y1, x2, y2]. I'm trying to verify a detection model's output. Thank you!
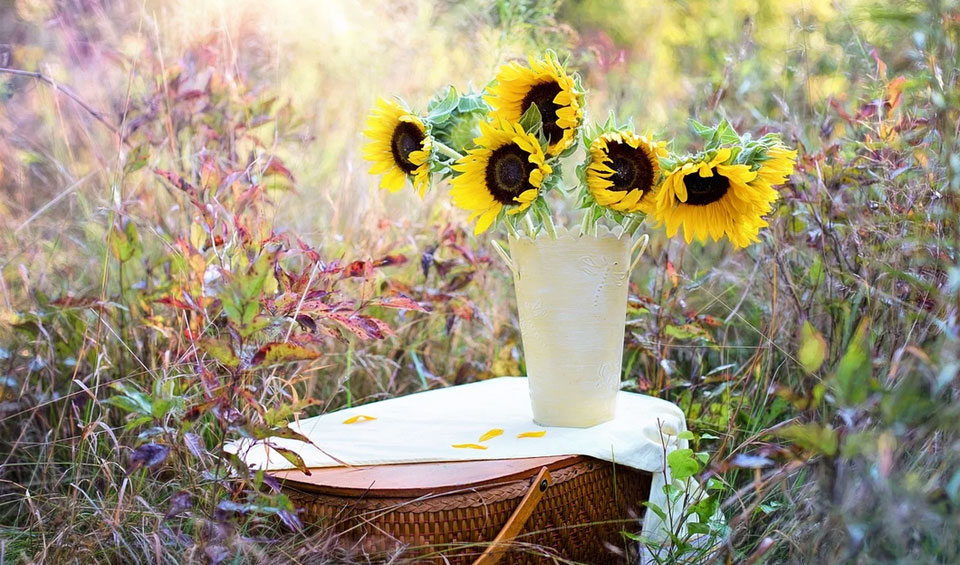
[524, 214, 537, 237]
[504, 217, 520, 239]
[579, 208, 591, 237]
[543, 210, 558, 240]
[434, 140, 464, 161]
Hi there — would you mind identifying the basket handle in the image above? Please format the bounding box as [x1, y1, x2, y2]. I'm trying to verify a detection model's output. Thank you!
[628, 233, 650, 274]
[491, 239, 518, 276]
[473, 466, 553, 565]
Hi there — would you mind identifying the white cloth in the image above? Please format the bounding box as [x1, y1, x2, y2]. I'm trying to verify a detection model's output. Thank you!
[230, 376, 691, 541]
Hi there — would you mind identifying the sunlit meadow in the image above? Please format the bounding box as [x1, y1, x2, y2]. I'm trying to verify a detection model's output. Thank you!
[1, 0, 959, 563]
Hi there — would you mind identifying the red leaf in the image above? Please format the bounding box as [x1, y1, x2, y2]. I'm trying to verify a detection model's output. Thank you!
[666, 261, 679, 286]
[263, 156, 294, 181]
[363, 316, 393, 339]
[885, 76, 906, 111]
[829, 98, 853, 122]
[200, 235, 225, 251]
[176, 89, 206, 101]
[297, 239, 320, 263]
[154, 296, 196, 311]
[278, 509, 303, 531]
[443, 272, 475, 292]
[218, 169, 246, 195]
[324, 312, 391, 340]
[154, 169, 198, 197]
[164, 490, 193, 520]
[184, 399, 218, 421]
[871, 47, 887, 78]
[343, 260, 371, 278]
[700, 314, 722, 327]
[252, 342, 321, 366]
[252, 425, 313, 444]
[183, 432, 206, 458]
[373, 294, 429, 312]
[262, 473, 281, 493]
[450, 300, 475, 321]
[127, 443, 169, 474]
[372, 254, 407, 268]
[268, 445, 312, 475]
[296, 315, 317, 332]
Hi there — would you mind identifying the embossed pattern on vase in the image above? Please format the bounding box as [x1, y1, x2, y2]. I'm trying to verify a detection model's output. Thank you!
[509, 227, 633, 427]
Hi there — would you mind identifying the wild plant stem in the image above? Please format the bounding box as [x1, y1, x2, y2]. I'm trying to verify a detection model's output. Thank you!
[433, 140, 464, 161]
[0, 67, 126, 143]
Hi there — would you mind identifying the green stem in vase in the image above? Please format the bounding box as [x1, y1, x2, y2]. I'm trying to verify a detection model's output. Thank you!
[523, 214, 536, 237]
[543, 210, 558, 240]
[625, 215, 645, 237]
[579, 208, 591, 237]
[504, 216, 520, 239]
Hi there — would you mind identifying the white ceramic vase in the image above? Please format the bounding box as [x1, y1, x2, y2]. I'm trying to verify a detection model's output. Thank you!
[498, 227, 647, 428]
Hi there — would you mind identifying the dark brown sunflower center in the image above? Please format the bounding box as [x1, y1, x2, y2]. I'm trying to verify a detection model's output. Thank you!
[390, 121, 425, 173]
[605, 141, 655, 194]
[682, 168, 729, 205]
[485, 143, 536, 205]
[520, 81, 563, 146]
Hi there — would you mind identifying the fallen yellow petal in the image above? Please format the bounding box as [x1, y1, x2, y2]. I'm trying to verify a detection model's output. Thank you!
[451, 443, 488, 450]
[478, 428, 504, 442]
[516, 431, 547, 438]
[342, 415, 376, 424]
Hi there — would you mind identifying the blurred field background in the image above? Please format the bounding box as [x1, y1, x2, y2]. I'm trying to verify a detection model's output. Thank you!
[1, 0, 959, 563]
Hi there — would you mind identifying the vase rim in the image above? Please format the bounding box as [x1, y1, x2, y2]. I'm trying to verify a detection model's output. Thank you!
[507, 224, 635, 243]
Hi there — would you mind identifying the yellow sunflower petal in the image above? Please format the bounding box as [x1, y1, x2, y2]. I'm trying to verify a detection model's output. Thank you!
[474, 205, 502, 234]
[343, 414, 376, 424]
[452, 443, 488, 450]
[478, 428, 504, 442]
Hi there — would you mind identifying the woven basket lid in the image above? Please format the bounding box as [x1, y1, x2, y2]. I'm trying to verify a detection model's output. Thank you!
[270, 455, 586, 498]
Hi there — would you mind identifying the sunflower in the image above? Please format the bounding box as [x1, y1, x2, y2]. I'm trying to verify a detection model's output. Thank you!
[485, 53, 583, 156]
[586, 132, 668, 214]
[754, 145, 798, 187]
[654, 148, 779, 248]
[450, 119, 553, 234]
[362, 98, 433, 196]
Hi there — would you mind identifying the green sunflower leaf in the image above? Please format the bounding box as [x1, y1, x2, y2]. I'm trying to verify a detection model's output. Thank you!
[689, 119, 715, 138]
[738, 144, 763, 166]
[536, 129, 549, 153]
[426, 86, 459, 121]
[715, 119, 741, 145]
[456, 93, 487, 114]
[603, 110, 616, 131]
[518, 103, 542, 136]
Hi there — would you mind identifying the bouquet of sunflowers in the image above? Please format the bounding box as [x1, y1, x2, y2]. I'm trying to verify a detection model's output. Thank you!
[363, 51, 797, 428]
[363, 51, 797, 248]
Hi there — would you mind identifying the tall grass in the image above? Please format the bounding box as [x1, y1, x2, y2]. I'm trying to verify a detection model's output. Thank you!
[1, 0, 958, 563]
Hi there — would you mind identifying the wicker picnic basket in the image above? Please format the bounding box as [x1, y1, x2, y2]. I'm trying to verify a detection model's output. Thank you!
[273, 455, 652, 564]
